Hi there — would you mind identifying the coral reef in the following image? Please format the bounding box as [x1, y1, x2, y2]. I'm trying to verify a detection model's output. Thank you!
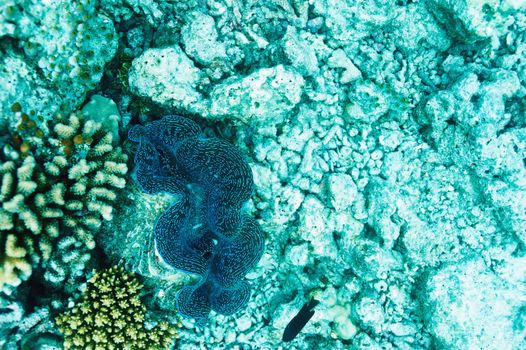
[0, 0, 525, 349]
[0, 107, 128, 292]
[128, 115, 264, 321]
[0, 0, 118, 121]
[421, 256, 526, 349]
[117, 1, 526, 348]
[55, 266, 179, 350]
[0, 231, 32, 291]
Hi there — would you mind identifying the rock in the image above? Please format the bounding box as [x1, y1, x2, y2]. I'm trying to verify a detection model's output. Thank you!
[235, 314, 252, 332]
[285, 243, 310, 267]
[209, 65, 304, 128]
[333, 211, 364, 253]
[345, 82, 389, 123]
[297, 195, 328, 241]
[297, 195, 337, 258]
[273, 186, 305, 226]
[353, 295, 385, 335]
[251, 164, 280, 202]
[366, 178, 403, 248]
[349, 241, 402, 281]
[351, 332, 383, 350]
[128, 46, 204, 114]
[327, 49, 362, 83]
[327, 304, 358, 340]
[312, 0, 394, 43]
[422, 257, 526, 349]
[391, 4, 451, 51]
[324, 173, 358, 211]
[181, 11, 227, 66]
[402, 216, 462, 267]
[282, 27, 319, 76]
[427, 0, 507, 43]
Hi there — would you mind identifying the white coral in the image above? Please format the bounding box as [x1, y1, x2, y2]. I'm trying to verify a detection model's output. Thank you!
[68, 159, 92, 179]
[0, 172, 13, 201]
[0, 234, 32, 290]
[48, 183, 66, 205]
[0, 209, 13, 230]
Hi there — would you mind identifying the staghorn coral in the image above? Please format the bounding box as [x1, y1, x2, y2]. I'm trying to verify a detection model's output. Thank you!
[129, 115, 264, 321]
[0, 107, 128, 292]
[55, 266, 179, 350]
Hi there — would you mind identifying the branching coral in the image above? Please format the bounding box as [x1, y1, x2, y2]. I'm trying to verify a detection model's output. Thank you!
[0, 105, 128, 292]
[55, 266, 179, 350]
[43, 236, 92, 294]
[0, 234, 32, 291]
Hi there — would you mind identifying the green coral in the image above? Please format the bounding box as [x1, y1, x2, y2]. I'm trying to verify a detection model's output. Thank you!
[55, 266, 179, 350]
[0, 108, 128, 291]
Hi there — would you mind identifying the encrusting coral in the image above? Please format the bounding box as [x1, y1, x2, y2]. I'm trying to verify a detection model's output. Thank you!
[0, 104, 128, 292]
[0, 0, 119, 123]
[55, 266, 179, 350]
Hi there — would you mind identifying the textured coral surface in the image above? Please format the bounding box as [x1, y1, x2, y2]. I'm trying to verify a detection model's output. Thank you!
[0, 109, 127, 293]
[1, 0, 526, 349]
[56, 266, 178, 350]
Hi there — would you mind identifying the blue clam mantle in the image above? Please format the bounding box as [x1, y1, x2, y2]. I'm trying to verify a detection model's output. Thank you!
[128, 115, 264, 320]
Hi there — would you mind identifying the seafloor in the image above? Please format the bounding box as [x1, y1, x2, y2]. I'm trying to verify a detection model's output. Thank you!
[1, 1, 525, 349]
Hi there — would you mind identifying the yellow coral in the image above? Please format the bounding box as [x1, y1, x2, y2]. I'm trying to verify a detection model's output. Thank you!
[0, 234, 32, 290]
[1, 109, 128, 250]
[0, 105, 129, 291]
[55, 267, 179, 350]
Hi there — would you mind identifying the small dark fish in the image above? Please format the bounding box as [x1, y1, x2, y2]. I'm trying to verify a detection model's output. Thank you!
[282, 298, 320, 342]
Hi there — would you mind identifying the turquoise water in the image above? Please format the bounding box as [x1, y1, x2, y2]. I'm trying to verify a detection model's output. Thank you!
[1, 1, 525, 349]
